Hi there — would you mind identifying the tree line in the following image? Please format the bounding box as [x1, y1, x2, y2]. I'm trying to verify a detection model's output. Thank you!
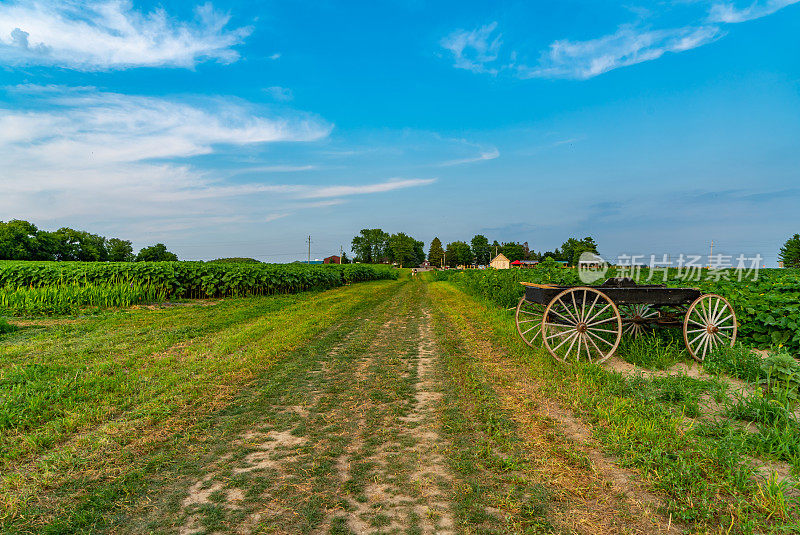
[351, 229, 425, 267]
[428, 235, 600, 268]
[0, 219, 179, 262]
[351, 228, 599, 268]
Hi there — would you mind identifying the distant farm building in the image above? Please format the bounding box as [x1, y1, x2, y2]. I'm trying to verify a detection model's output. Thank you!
[489, 253, 510, 270]
[324, 255, 341, 264]
[511, 260, 538, 268]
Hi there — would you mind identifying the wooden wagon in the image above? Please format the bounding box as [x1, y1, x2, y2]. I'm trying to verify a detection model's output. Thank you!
[514, 278, 737, 363]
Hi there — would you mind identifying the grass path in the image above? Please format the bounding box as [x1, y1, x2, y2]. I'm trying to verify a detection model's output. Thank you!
[120, 278, 460, 533]
[8, 275, 761, 533]
[110, 278, 680, 534]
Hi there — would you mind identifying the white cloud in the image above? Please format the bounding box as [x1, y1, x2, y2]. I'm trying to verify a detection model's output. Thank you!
[0, 87, 330, 170]
[296, 178, 436, 199]
[0, 86, 435, 229]
[234, 164, 316, 173]
[440, 22, 502, 74]
[0, 86, 328, 220]
[443, 0, 798, 80]
[265, 86, 294, 101]
[438, 147, 499, 166]
[0, 0, 250, 70]
[709, 0, 799, 23]
[519, 24, 722, 80]
[264, 213, 290, 223]
[141, 178, 436, 202]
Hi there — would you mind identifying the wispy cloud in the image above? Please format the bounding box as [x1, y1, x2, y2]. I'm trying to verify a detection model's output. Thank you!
[437, 147, 499, 166]
[234, 164, 316, 173]
[0, 86, 330, 221]
[296, 178, 436, 199]
[0, 86, 435, 228]
[519, 25, 722, 80]
[0, 1, 250, 70]
[440, 22, 502, 74]
[264, 213, 291, 223]
[145, 178, 436, 202]
[709, 0, 800, 23]
[442, 0, 798, 79]
[0, 86, 330, 168]
[265, 86, 294, 101]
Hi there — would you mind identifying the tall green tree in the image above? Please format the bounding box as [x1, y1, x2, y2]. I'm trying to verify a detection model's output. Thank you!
[387, 232, 423, 267]
[0, 220, 39, 260]
[779, 234, 800, 268]
[500, 242, 525, 261]
[471, 234, 490, 265]
[53, 227, 109, 261]
[351, 229, 389, 263]
[560, 237, 599, 266]
[445, 241, 473, 267]
[428, 237, 445, 267]
[107, 238, 135, 262]
[136, 243, 178, 262]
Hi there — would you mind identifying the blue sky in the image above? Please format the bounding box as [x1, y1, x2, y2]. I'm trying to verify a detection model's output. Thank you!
[1, 0, 798, 264]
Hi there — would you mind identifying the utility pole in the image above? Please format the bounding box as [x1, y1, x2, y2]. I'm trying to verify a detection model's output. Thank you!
[339, 245, 343, 264]
[307, 235, 311, 264]
[443, 251, 446, 269]
[709, 239, 714, 267]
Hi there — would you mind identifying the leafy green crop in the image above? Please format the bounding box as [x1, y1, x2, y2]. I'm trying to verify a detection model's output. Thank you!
[0, 261, 396, 316]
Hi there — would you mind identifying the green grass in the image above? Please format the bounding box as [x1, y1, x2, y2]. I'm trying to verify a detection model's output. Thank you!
[0, 317, 17, 335]
[705, 343, 765, 383]
[616, 329, 688, 370]
[0, 279, 402, 531]
[429, 296, 555, 533]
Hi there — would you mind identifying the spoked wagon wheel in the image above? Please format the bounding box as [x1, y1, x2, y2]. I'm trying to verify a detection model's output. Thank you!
[683, 294, 737, 362]
[515, 297, 544, 347]
[542, 287, 622, 363]
[620, 304, 659, 338]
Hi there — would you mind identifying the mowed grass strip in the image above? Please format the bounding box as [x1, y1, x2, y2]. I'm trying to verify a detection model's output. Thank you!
[427, 280, 800, 534]
[2, 296, 303, 463]
[426, 287, 557, 533]
[0, 279, 401, 532]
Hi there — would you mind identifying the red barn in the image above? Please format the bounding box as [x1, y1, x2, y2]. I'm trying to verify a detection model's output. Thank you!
[323, 255, 341, 264]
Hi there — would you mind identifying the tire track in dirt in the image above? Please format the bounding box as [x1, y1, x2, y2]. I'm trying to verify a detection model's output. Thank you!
[175, 282, 459, 534]
[321, 306, 456, 534]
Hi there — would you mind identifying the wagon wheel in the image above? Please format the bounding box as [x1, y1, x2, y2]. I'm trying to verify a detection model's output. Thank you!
[542, 287, 622, 363]
[620, 304, 659, 338]
[683, 294, 737, 362]
[515, 297, 544, 347]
